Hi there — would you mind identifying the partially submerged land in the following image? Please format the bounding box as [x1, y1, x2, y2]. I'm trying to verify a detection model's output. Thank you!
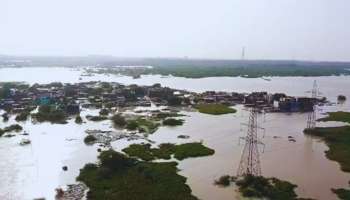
[77, 149, 199, 200]
[122, 142, 215, 161]
[195, 104, 236, 115]
[0, 81, 336, 200]
[304, 111, 350, 199]
[214, 175, 313, 200]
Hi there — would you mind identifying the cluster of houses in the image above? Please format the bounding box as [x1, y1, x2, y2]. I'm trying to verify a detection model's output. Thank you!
[0, 82, 318, 115]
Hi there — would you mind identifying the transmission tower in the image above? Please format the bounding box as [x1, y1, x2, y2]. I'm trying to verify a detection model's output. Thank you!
[237, 107, 264, 177]
[306, 80, 318, 129]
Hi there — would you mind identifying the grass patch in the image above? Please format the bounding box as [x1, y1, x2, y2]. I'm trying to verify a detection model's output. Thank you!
[195, 104, 236, 115]
[163, 118, 184, 126]
[304, 126, 350, 172]
[154, 112, 185, 120]
[318, 112, 350, 123]
[122, 142, 215, 161]
[235, 175, 306, 200]
[126, 118, 160, 134]
[77, 149, 198, 200]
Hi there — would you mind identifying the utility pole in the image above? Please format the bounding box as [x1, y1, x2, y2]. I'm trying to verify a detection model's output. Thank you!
[306, 80, 318, 129]
[237, 107, 264, 177]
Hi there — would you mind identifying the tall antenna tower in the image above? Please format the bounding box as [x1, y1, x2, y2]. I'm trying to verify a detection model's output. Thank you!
[237, 107, 264, 177]
[241, 46, 245, 60]
[306, 80, 318, 129]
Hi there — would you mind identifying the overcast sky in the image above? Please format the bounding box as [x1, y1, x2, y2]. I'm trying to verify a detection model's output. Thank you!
[1, 0, 349, 61]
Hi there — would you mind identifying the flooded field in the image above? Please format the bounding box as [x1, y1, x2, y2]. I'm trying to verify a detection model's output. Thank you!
[0, 67, 350, 200]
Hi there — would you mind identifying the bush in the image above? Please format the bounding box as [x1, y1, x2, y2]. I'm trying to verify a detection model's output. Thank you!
[15, 112, 30, 121]
[75, 115, 83, 124]
[214, 175, 232, 187]
[99, 150, 136, 170]
[111, 114, 127, 127]
[99, 108, 109, 116]
[84, 135, 97, 145]
[163, 118, 184, 126]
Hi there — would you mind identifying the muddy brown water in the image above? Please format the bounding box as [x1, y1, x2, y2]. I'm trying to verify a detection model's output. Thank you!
[0, 67, 350, 199]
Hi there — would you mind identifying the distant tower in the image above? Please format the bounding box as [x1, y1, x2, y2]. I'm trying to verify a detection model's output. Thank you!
[241, 47, 245, 60]
[306, 80, 318, 129]
[237, 107, 263, 177]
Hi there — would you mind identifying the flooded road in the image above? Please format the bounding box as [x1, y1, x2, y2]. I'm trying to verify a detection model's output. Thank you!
[0, 67, 350, 200]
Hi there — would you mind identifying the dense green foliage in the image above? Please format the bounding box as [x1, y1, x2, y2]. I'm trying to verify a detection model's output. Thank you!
[90, 61, 350, 78]
[162, 118, 184, 126]
[318, 112, 350, 124]
[84, 135, 97, 145]
[196, 104, 236, 115]
[122, 142, 215, 161]
[304, 126, 350, 172]
[149, 65, 350, 78]
[75, 115, 83, 124]
[32, 105, 67, 123]
[236, 175, 299, 200]
[214, 175, 232, 187]
[126, 118, 159, 134]
[77, 150, 198, 200]
[111, 114, 127, 127]
[332, 188, 350, 200]
[0, 124, 23, 136]
[99, 108, 109, 116]
[15, 111, 30, 121]
[154, 112, 185, 120]
[86, 115, 108, 122]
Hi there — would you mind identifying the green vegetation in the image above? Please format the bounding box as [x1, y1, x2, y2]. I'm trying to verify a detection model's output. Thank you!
[77, 149, 198, 200]
[195, 104, 236, 115]
[154, 112, 185, 120]
[304, 126, 350, 172]
[75, 115, 83, 124]
[32, 105, 67, 124]
[214, 175, 233, 187]
[0, 124, 23, 136]
[84, 135, 97, 145]
[126, 118, 160, 134]
[236, 175, 302, 200]
[332, 188, 350, 200]
[99, 108, 109, 116]
[111, 114, 127, 127]
[122, 142, 215, 161]
[163, 118, 184, 126]
[15, 111, 30, 121]
[89, 62, 350, 79]
[86, 115, 108, 122]
[2, 113, 9, 122]
[318, 111, 350, 124]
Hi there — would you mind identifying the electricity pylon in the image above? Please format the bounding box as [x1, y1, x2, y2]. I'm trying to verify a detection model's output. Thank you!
[306, 80, 318, 129]
[237, 107, 264, 177]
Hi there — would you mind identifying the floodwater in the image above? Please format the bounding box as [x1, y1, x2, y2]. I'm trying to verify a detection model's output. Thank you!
[0, 67, 350, 200]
